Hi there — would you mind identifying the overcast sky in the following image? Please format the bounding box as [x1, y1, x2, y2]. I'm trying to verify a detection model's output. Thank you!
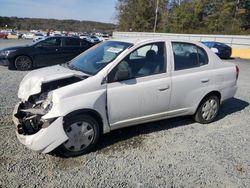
[0, 0, 117, 23]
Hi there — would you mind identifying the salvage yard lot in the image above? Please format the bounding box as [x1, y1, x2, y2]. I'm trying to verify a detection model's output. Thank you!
[0, 40, 250, 187]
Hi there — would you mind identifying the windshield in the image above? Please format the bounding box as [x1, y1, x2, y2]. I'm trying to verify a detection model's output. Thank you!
[68, 41, 133, 75]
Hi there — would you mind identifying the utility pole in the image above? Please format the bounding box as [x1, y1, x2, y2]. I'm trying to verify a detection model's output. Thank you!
[154, 0, 159, 32]
[232, 0, 240, 32]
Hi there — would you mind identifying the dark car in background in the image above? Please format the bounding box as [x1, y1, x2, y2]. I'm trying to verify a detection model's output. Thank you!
[202, 41, 232, 59]
[0, 36, 95, 70]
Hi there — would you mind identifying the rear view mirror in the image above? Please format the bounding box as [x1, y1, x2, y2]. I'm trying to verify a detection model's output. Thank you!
[211, 47, 219, 53]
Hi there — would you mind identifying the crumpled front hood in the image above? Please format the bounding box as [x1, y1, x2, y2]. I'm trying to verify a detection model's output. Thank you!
[18, 65, 87, 101]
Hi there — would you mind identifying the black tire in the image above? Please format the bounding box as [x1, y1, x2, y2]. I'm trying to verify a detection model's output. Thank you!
[194, 95, 220, 124]
[14, 55, 32, 71]
[56, 114, 100, 157]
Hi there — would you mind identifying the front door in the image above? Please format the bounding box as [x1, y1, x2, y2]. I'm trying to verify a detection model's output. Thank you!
[107, 42, 171, 129]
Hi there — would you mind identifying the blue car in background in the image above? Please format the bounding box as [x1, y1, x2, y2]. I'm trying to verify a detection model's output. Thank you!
[202, 41, 232, 59]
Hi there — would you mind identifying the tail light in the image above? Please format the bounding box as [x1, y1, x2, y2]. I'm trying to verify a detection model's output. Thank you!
[236, 65, 239, 80]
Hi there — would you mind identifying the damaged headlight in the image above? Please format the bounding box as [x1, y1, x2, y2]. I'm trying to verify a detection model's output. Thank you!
[42, 92, 53, 112]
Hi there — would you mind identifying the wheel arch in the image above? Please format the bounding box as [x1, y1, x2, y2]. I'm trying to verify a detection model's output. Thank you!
[63, 109, 104, 134]
[195, 90, 221, 113]
[14, 54, 33, 62]
[13, 54, 34, 69]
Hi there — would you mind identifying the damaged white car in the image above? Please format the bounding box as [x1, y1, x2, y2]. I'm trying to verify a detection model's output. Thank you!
[13, 39, 238, 157]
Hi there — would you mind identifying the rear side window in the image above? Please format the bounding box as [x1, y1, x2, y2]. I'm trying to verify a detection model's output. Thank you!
[197, 47, 208, 66]
[172, 42, 208, 71]
[65, 38, 81, 46]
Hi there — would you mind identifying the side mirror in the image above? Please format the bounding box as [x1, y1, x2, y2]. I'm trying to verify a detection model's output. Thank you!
[211, 47, 219, 54]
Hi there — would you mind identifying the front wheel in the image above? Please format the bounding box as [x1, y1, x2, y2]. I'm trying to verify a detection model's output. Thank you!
[14, 55, 32, 71]
[194, 95, 220, 124]
[56, 114, 100, 157]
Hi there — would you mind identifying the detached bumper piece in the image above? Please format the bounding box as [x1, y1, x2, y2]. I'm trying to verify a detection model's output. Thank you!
[13, 102, 68, 153]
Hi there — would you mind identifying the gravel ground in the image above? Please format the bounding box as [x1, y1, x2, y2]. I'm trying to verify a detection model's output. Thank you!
[0, 40, 250, 187]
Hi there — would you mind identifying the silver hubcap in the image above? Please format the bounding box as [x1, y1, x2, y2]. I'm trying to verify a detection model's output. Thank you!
[201, 99, 218, 121]
[15, 56, 32, 70]
[63, 121, 94, 152]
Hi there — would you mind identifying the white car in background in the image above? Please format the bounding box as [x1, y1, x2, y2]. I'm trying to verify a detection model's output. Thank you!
[97, 33, 110, 41]
[86, 35, 100, 43]
[33, 33, 45, 41]
[79, 33, 89, 39]
[22, 32, 34, 40]
[13, 38, 238, 157]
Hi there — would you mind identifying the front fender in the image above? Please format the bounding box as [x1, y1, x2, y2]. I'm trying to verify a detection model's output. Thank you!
[42, 89, 110, 133]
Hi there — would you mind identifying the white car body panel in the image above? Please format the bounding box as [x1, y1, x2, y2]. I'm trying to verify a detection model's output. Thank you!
[170, 67, 211, 114]
[42, 75, 110, 133]
[13, 38, 238, 153]
[108, 73, 171, 129]
[15, 117, 68, 153]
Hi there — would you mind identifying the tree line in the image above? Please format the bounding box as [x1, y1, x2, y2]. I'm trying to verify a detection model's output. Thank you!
[0, 16, 116, 32]
[116, 0, 250, 34]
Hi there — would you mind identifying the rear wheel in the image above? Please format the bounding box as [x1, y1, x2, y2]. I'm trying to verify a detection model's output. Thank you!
[194, 95, 220, 124]
[14, 55, 32, 71]
[56, 114, 100, 157]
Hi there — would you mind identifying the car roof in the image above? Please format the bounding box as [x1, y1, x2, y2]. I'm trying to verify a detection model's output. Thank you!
[43, 36, 86, 40]
[202, 41, 224, 45]
[109, 38, 204, 46]
[47, 36, 77, 39]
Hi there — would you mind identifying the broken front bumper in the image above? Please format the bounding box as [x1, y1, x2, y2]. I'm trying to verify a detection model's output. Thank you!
[13, 103, 68, 153]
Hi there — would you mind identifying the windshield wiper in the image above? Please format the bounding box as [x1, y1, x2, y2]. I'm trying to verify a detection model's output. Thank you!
[68, 64, 81, 71]
[67, 63, 94, 76]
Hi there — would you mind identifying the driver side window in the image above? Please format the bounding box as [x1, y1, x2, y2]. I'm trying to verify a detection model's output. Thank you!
[108, 42, 166, 83]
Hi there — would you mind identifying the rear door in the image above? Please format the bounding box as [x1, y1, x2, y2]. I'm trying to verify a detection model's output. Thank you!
[60, 37, 83, 62]
[169, 42, 211, 114]
[107, 42, 172, 129]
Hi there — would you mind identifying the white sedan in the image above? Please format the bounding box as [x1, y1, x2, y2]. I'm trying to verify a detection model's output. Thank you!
[13, 38, 238, 157]
[22, 32, 34, 40]
[33, 33, 45, 41]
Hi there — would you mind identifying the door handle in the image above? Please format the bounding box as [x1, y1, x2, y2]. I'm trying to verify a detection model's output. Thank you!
[158, 85, 170, 91]
[201, 78, 209, 83]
